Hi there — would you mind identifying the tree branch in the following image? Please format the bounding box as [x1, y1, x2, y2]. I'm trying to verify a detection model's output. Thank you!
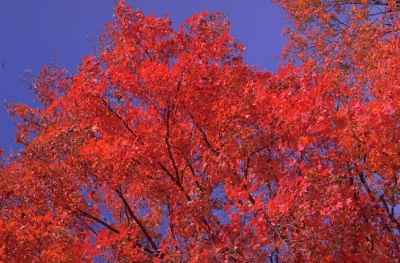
[99, 98, 137, 138]
[77, 208, 120, 234]
[358, 172, 400, 232]
[115, 188, 159, 252]
[165, 106, 181, 184]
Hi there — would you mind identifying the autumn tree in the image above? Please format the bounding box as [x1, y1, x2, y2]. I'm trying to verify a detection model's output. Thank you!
[275, 0, 400, 67]
[273, 0, 400, 260]
[1, 1, 399, 262]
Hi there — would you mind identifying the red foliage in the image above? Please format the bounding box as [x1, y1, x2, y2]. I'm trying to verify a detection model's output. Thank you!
[0, 2, 399, 261]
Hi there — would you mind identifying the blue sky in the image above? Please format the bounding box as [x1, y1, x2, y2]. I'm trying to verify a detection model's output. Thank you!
[0, 0, 288, 153]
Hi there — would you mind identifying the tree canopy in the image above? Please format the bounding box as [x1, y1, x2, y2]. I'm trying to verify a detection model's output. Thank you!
[0, 1, 399, 262]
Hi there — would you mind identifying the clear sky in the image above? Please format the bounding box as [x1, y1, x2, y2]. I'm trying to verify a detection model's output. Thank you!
[0, 0, 288, 153]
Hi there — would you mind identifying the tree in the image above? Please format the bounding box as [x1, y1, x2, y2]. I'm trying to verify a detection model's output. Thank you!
[1, 1, 399, 261]
[272, 0, 400, 260]
[274, 0, 400, 68]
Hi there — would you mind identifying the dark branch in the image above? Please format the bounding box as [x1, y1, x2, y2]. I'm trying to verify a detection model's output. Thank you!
[77, 208, 120, 234]
[99, 98, 137, 138]
[165, 106, 181, 184]
[358, 172, 400, 232]
[115, 188, 159, 252]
